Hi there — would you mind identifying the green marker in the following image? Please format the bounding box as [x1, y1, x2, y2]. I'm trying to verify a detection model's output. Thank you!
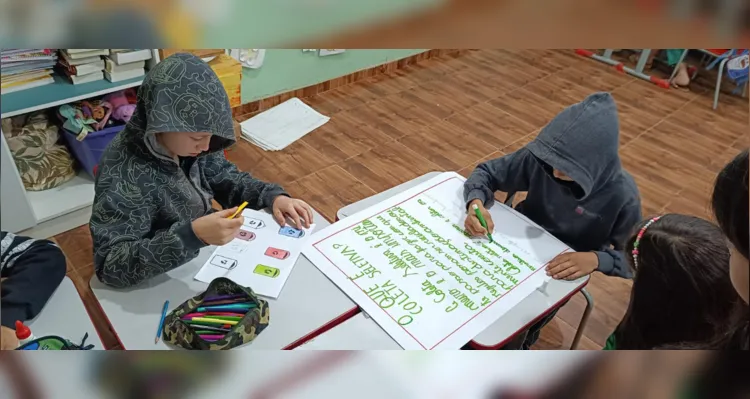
[472, 204, 494, 243]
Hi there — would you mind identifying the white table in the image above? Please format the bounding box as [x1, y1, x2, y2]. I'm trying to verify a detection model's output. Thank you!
[294, 312, 401, 350]
[90, 209, 358, 350]
[26, 276, 104, 350]
[337, 172, 594, 349]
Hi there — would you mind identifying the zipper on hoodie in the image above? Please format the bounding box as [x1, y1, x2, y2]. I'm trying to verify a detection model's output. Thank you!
[181, 159, 209, 215]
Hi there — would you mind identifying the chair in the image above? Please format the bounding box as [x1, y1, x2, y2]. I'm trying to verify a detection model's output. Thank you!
[669, 49, 749, 110]
[503, 191, 594, 350]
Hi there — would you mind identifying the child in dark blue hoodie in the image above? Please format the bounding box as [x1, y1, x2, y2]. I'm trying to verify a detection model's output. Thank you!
[463, 92, 642, 348]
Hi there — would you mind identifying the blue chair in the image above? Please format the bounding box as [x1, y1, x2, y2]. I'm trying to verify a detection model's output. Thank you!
[670, 49, 749, 110]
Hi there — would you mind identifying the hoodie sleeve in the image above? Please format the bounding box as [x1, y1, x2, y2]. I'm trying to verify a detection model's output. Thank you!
[0, 233, 66, 328]
[464, 149, 534, 209]
[594, 198, 642, 279]
[90, 181, 207, 289]
[201, 151, 288, 210]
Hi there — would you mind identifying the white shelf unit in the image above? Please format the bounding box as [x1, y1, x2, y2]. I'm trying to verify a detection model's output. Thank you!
[0, 50, 160, 238]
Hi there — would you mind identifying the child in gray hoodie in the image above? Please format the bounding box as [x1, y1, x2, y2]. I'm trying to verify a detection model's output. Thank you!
[463, 92, 642, 348]
[90, 53, 313, 289]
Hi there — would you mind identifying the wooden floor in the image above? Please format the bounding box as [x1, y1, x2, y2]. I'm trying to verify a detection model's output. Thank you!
[53, 49, 748, 350]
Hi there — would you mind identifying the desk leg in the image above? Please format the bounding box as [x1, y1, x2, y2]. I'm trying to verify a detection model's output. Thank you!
[570, 288, 594, 350]
[574, 49, 669, 89]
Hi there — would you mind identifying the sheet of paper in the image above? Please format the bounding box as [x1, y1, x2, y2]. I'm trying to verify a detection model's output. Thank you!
[195, 209, 315, 298]
[302, 172, 572, 350]
[239, 97, 329, 151]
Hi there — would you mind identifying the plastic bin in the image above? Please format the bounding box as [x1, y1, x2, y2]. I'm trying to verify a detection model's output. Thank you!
[62, 124, 125, 178]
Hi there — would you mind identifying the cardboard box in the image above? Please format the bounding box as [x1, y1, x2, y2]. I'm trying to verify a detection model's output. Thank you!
[208, 54, 242, 108]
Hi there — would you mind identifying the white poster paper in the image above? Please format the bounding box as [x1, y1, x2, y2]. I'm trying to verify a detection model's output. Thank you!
[302, 172, 571, 350]
[195, 209, 315, 298]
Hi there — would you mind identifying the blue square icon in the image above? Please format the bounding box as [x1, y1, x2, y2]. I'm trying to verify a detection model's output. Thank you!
[279, 226, 305, 238]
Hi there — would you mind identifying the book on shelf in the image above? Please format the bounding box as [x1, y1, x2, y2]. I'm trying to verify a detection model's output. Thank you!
[110, 49, 152, 65]
[59, 50, 103, 66]
[64, 49, 109, 59]
[1, 49, 56, 62]
[58, 58, 104, 77]
[104, 68, 145, 83]
[104, 57, 145, 73]
[65, 49, 98, 54]
[1, 75, 54, 94]
[1, 49, 56, 94]
[1, 69, 51, 84]
[64, 70, 104, 85]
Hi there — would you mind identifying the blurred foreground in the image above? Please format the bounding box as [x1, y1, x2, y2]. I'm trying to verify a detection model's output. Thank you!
[0, 351, 747, 399]
[0, 0, 747, 48]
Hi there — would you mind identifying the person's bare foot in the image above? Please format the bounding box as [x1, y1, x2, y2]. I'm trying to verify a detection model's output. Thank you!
[671, 63, 691, 88]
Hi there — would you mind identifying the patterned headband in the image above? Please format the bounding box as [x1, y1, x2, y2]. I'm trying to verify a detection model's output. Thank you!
[632, 216, 661, 270]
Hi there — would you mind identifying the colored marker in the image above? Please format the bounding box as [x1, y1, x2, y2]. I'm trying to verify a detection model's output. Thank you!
[203, 294, 247, 302]
[156, 300, 169, 344]
[200, 299, 251, 306]
[183, 312, 246, 318]
[228, 201, 249, 219]
[183, 316, 242, 321]
[187, 324, 231, 333]
[188, 317, 239, 326]
[472, 204, 494, 243]
[198, 334, 226, 340]
[197, 304, 256, 312]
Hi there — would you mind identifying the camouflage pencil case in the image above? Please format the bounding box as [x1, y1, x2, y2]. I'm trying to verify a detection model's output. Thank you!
[162, 277, 270, 350]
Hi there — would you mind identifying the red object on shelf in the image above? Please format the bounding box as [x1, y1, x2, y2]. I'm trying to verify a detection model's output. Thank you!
[707, 49, 729, 55]
[15, 321, 31, 340]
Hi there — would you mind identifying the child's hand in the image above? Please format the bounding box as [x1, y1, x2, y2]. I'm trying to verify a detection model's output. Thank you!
[1, 325, 19, 350]
[192, 208, 244, 246]
[272, 196, 313, 229]
[465, 199, 495, 237]
[546, 252, 599, 280]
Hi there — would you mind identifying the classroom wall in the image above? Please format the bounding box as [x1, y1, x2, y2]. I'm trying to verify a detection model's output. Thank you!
[206, 0, 444, 47]
[241, 49, 427, 103]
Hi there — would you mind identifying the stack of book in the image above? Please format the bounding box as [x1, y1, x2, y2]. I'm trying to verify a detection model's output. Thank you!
[104, 49, 152, 83]
[1, 49, 58, 94]
[58, 49, 110, 85]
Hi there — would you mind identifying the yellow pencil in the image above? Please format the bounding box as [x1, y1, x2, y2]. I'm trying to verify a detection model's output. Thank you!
[228, 201, 248, 219]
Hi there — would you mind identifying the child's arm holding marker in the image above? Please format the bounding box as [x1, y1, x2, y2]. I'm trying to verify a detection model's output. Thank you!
[463, 150, 534, 237]
[201, 152, 313, 229]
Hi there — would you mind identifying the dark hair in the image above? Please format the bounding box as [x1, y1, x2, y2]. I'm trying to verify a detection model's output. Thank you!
[712, 149, 749, 259]
[705, 149, 749, 350]
[614, 214, 739, 349]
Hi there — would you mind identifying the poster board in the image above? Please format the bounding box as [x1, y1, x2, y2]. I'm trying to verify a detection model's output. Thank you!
[302, 172, 572, 350]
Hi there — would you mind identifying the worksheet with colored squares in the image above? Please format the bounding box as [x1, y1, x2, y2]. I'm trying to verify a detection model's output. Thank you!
[195, 209, 315, 298]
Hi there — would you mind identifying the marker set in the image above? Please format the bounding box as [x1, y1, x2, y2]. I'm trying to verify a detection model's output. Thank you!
[180, 294, 254, 342]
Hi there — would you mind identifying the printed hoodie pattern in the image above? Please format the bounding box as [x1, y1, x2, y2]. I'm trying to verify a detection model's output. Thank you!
[90, 53, 287, 288]
[464, 92, 641, 278]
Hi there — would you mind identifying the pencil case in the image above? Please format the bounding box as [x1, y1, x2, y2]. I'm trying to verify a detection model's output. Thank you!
[161, 277, 270, 350]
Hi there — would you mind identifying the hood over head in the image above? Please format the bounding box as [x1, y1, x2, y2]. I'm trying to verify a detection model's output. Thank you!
[125, 53, 235, 159]
[525, 92, 622, 200]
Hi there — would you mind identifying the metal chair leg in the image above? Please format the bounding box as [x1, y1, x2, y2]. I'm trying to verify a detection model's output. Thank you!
[714, 58, 729, 110]
[570, 288, 594, 350]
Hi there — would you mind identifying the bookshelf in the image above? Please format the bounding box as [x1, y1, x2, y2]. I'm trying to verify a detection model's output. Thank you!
[0, 50, 160, 238]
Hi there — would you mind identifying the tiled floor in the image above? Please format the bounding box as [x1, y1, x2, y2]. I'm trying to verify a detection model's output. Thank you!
[53, 49, 748, 350]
